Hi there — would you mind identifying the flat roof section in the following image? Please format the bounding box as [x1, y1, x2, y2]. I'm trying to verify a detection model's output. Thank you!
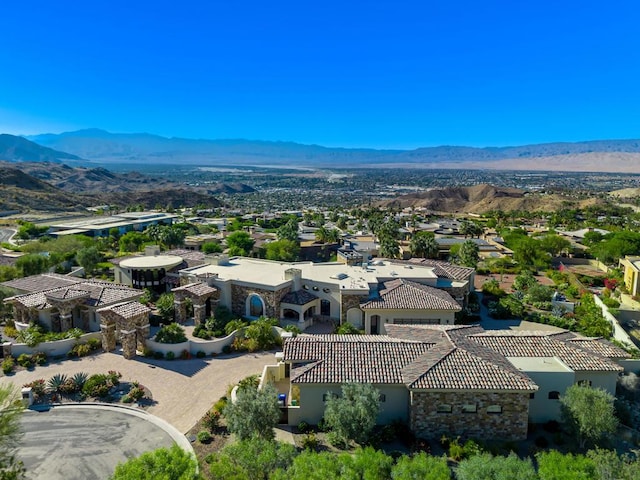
[508, 356, 573, 373]
[119, 255, 184, 270]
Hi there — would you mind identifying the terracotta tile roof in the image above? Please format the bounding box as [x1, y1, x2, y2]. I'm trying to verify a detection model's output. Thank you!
[403, 259, 475, 281]
[7, 282, 140, 310]
[409, 348, 538, 390]
[45, 289, 90, 301]
[1, 273, 82, 293]
[470, 332, 623, 372]
[361, 279, 461, 311]
[281, 289, 318, 306]
[285, 335, 434, 384]
[566, 337, 631, 358]
[172, 282, 218, 297]
[98, 301, 151, 319]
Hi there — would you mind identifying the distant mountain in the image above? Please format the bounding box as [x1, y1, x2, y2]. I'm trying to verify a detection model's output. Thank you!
[379, 184, 603, 214]
[25, 129, 640, 172]
[0, 161, 227, 213]
[0, 166, 88, 212]
[0, 134, 81, 163]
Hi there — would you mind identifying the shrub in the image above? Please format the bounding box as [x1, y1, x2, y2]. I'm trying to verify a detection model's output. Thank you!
[17, 353, 34, 368]
[283, 324, 301, 334]
[197, 430, 212, 443]
[87, 337, 102, 351]
[180, 349, 190, 360]
[213, 397, 228, 414]
[154, 323, 187, 344]
[154, 351, 164, 360]
[48, 373, 68, 393]
[68, 342, 92, 358]
[336, 323, 362, 334]
[196, 350, 206, 358]
[1, 357, 14, 374]
[301, 432, 319, 451]
[166, 351, 175, 360]
[448, 439, 464, 461]
[107, 370, 122, 386]
[221, 345, 232, 354]
[3, 325, 19, 339]
[60, 378, 80, 395]
[24, 379, 46, 397]
[324, 383, 381, 445]
[203, 409, 221, 432]
[297, 421, 309, 434]
[482, 279, 505, 297]
[33, 351, 47, 365]
[143, 347, 154, 357]
[225, 319, 247, 336]
[128, 385, 145, 402]
[72, 372, 88, 389]
[82, 374, 112, 397]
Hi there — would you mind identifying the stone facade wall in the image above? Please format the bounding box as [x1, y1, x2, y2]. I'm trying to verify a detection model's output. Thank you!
[438, 285, 468, 306]
[410, 391, 529, 440]
[340, 293, 365, 322]
[230, 284, 292, 318]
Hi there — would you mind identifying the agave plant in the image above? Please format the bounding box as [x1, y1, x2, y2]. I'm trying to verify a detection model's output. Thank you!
[47, 373, 68, 394]
[72, 372, 89, 389]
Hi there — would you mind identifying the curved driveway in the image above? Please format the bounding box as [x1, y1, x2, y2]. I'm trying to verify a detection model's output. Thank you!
[19, 406, 180, 480]
[1, 350, 275, 433]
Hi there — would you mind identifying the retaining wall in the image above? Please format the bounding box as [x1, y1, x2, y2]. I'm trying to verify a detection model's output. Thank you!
[593, 294, 638, 349]
[11, 332, 102, 357]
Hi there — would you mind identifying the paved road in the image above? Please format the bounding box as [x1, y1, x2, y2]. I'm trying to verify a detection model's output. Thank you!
[19, 407, 177, 480]
[0, 228, 16, 245]
[1, 350, 275, 433]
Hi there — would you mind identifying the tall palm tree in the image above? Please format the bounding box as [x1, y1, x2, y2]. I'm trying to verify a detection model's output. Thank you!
[410, 231, 439, 259]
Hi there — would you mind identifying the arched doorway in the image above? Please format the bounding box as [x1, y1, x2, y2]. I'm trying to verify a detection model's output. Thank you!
[247, 294, 265, 318]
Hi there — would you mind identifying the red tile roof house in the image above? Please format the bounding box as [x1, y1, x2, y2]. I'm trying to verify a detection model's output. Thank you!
[2, 273, 143, 333]
[277, 324, 627, 440]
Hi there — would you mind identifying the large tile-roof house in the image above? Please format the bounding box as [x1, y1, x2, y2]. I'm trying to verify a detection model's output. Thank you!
[177, 255, 473, 331]
[278, 325, 627, 440]
[2, 273, 142, 333]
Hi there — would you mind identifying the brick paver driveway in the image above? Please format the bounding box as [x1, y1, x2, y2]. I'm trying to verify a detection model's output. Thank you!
[0, 350, 275, 433]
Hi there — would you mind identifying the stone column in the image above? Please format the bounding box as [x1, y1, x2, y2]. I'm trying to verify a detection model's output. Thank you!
[2, 342, 12, 358]
[193, 302, 206, 326]
[174, 300, 187, 323]
[100, 323, 116, 352]
[121, 330, 137, 360]
[136, 324, 150, 351]
[60, 309, 73, 332]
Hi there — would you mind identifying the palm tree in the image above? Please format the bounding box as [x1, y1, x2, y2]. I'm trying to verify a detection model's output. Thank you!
[410, 231, 439, 259]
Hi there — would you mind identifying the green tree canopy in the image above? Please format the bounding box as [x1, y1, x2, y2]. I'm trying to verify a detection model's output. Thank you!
[536, 451, 597, 480]
[277, 219, 299, 243]
[391, 452, 451, 480]
[76, 246, 102, 276]
[324, 383, 381, 445]
[202, 242, 223, 254]
[110, 444, 198, 480]
[223, 383, 281, 441]
[456, 453, 537, 480]
[457, 240, 480, 268]
[155, 293, 175, 323]
[208, 438, 296, 480]
[16, 254, 49, 276]
[560, 384, 618, 449]
[265, 240, 300, 262]
[410, 231, 439, 259]
[226, 231, 255, 257]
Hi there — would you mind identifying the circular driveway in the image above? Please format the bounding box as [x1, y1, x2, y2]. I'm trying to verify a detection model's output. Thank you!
[18, 405, 186, 480]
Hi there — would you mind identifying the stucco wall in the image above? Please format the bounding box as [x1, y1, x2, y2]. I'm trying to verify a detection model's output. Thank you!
[523, 370, 574, 423]
[363, 309, 456, 334]
[573, 371, 618, 396]
[290, 383, 409, 426]
[11, 332, 102, 357]
[230, 284, 291, 318]
[410, 390, 530, 440]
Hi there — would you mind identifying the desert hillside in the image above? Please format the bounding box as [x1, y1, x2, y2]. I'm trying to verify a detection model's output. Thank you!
[379, 184, 600, 214]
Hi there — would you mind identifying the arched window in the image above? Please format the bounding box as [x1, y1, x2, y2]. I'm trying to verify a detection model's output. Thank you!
[248, 294, 265, 318]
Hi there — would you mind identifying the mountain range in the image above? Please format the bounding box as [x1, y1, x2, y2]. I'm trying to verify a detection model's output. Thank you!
[0, 129, 639, 172]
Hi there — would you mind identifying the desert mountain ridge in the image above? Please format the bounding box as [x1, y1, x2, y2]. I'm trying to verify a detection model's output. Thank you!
[19, 129, 640, 173]
[379, 184, 603, 214]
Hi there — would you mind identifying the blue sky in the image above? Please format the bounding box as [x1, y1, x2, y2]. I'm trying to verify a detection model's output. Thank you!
[1, 1, 639, 148]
